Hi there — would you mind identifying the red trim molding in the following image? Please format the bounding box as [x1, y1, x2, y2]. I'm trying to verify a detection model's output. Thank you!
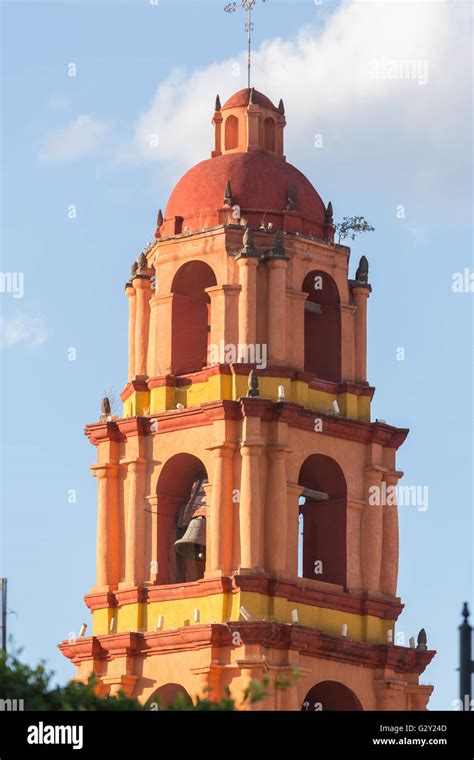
[84, 576, 404, 621]
[59, 622, 435, 676]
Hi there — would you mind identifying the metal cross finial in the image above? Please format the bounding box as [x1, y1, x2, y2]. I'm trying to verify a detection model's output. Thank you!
[224, 0, 267, 89]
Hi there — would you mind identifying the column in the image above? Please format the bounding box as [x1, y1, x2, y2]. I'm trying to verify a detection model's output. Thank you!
[207, 443, 235, 574]
[265, 447, 288, 574]
[147, 295, 159, 378]
[340, 302, 356, 382]
[212, 110, 223, 157]
[237, 257, 259, 355]
[125, 284, 136, 381]
[239, 443, 264, 572]
[152, 294, 173, 376]
[352, 286, 370, 383]
[346, 498, 364, 590]
[286, 289, 307, 371]
[205, 284, 240, 364]
[267, 259, 288, 366]
[360, 465, 385, 593]
[93, 464, 120, 589]
[134, 276, 153, 378]
[124, 458, 147, 586]
[380, 471, 402, 596]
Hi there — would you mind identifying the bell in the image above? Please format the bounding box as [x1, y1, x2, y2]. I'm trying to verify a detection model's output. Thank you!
[174, 516, 206, 561]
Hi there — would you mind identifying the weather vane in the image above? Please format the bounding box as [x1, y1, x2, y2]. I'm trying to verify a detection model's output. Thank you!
[224, 0, 267, 89]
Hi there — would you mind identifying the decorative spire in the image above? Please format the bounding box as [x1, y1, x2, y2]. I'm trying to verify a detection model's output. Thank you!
[137, 252, 147, 272]
[267, 229, 289, 261]
[240, 226, 257, 257]
[215, 94, 221, 112]
[462, 602, 470, 622]
[248, 369, 259, 397]
[223, 179, 234, 207]
[156, 208, 163, 227]
[325, 201, 334, 222]
[278, 98, 285, 115]
[355, 255, 369, 283]
[249, 86, 257, 105]
[416, 628, 427, 651]
[100, 397, 111, 421]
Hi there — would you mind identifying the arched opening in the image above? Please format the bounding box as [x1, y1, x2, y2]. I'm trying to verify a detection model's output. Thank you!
[264, 117, 275, 151]
[302, 681, 363, 711]
[156, 453, 208, 585]
[171, 260, 217, 375]
[147, 683, 193, 710]
[225, 115, 239, 150]
[298, 454, 346, 586]
[303, 270, 341, 381]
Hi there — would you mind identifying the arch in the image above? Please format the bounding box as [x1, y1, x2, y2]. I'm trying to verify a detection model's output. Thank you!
[225, 115, 239, 150]
[171, 260, 217, 374]
[302, 681, 363, 711]
[264, 117, 276, 151]
[302, 270, 341, 381]
[147, 683, 193, 710]
[298, 454, 347, 585]
[156, 453, 208, 585]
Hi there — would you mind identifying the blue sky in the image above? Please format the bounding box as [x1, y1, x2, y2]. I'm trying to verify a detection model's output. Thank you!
[1, 0, 472, 710]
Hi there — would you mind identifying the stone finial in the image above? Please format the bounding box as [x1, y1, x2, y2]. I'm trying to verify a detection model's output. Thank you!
[416, 628, 427, 651]
[156, 208, 163, 227]
[131, 261, 139, 278]
[249, 87, 257, 105]
[215, 94, 221, 112]
[325, 201, 334, 222]
[248, 369, 259, 397]
[101, 397, 111, 418]
[462, 602, 470, 621]
[224, 179, 234, 207]
[286, 184, 297, 212]
[272, 229, 285, 258]
[240, 226, 257, 257]
[137, 252, 147, 272]
[278, 98, 285, 115]
[355, 255, 369, 283]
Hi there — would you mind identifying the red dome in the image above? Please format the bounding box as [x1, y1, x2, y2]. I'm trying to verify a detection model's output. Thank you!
[222, 88, 277, 111]
[163, 152, 327, 238]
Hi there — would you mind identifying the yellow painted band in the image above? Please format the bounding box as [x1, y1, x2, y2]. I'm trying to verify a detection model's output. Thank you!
[125, 374, 371, 421]
[92, 591, 392, 645]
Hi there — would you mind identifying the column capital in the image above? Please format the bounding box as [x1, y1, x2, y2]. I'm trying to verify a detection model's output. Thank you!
[266, 445, 290, 459]
[120, 457, 148, 471]
[384, 470, 404, 487]
[266, 257, 289, 270]
[207, 441, 237, 457]
[90, 463, 120, 480]
[365, 464, 387, 481]
[237, 254, 260, 267]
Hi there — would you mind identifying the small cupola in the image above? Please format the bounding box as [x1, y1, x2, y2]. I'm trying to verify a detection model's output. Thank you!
[211, 87, 286, 159]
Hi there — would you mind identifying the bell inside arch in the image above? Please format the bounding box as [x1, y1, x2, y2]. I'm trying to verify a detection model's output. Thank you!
[174, 516, 206, 561]
[174, 477, 207, 562]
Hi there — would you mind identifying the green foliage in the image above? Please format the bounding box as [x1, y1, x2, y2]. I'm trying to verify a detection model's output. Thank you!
[0, 652, 143, 711]
[0, 651, 301, 712]
[335, 216, 375, 244]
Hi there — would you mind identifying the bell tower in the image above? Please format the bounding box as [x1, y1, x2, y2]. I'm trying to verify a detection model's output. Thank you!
[60, 87, 435, 711]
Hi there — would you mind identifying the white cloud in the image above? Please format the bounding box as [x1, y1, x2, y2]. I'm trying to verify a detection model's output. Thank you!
[39, 115, 111, 163]
[125, 0, 471, 201]
[0, 314, 48, 349]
